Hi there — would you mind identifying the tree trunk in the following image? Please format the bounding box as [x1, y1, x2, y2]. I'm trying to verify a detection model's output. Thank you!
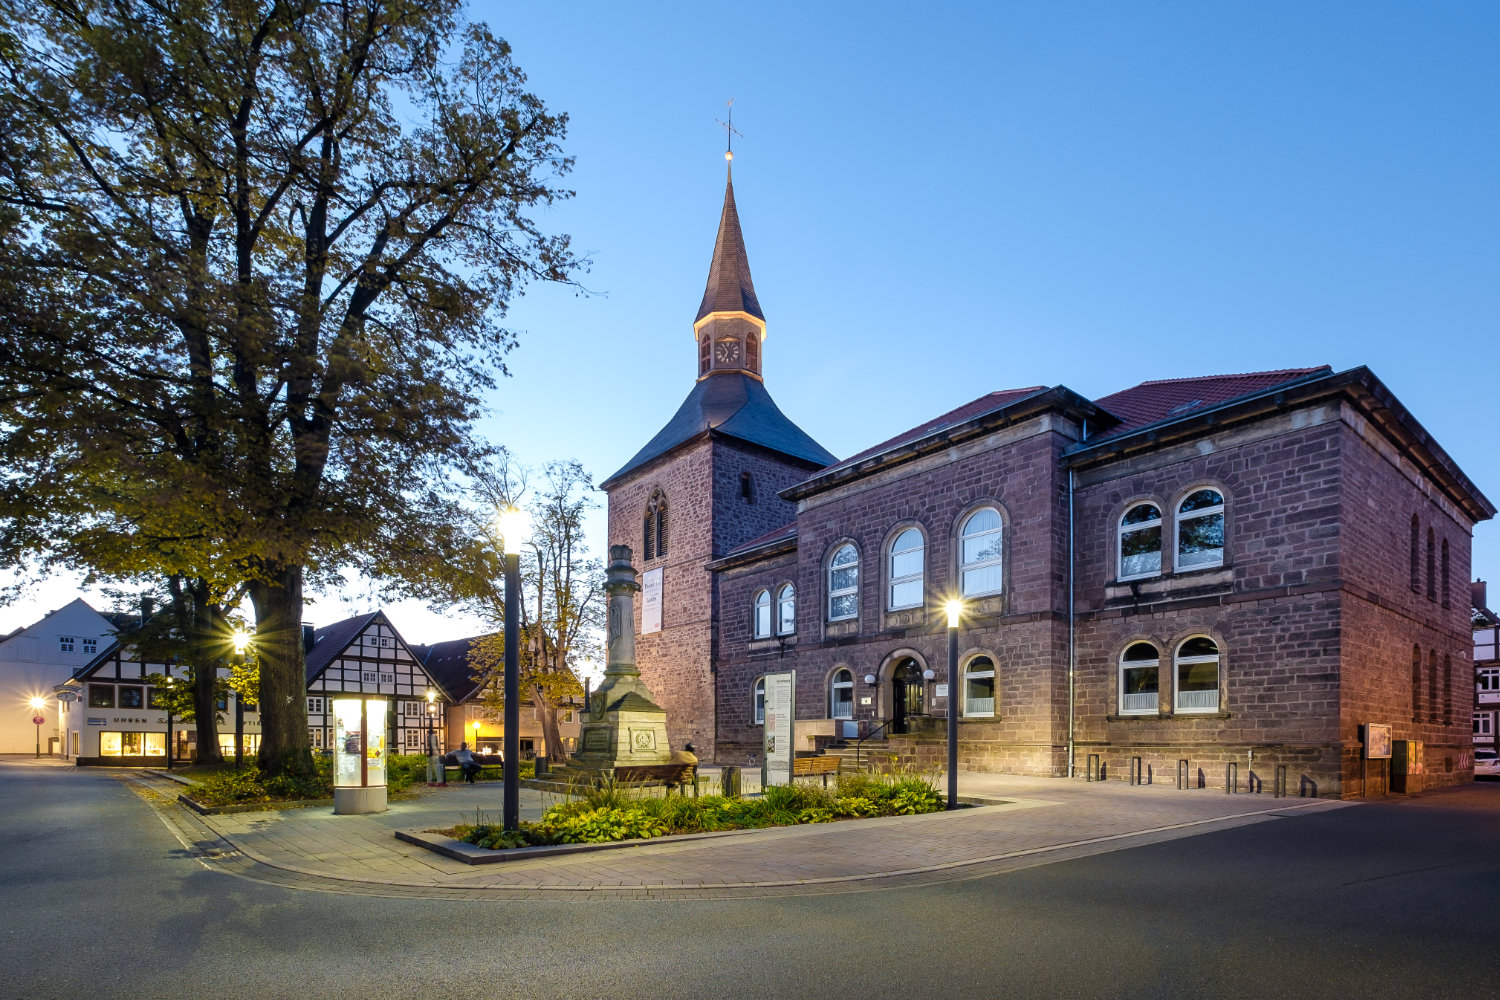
[191, 600, 222, 765]
[250, 563, 313, 778]
[530, 683, 565, 762]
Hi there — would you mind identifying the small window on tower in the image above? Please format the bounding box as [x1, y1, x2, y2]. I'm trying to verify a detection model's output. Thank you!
[746, 333, 759, 371]
[699, 334, 710, 376]
[740, 472, 754, 503]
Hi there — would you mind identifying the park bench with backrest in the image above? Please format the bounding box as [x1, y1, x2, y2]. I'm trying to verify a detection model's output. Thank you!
[792, 754, 843, 786]
[613, 762, 698, 794]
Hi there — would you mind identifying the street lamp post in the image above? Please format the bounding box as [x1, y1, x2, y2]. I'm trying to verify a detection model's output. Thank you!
[29, 697, 45, 759]
[497, 506, 529, 832]
[945, 600, 962, 810]
[232, 630, 250, 769]
[425, 688, 442, 786]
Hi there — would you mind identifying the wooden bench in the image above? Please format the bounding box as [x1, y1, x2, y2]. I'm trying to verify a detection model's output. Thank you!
[443, 764, 504, 784]
[793, 755, 843, 786]
[613, 762, 698, 795]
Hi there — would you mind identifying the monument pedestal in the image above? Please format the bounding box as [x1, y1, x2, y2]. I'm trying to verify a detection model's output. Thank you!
[564, 546, 674, 778]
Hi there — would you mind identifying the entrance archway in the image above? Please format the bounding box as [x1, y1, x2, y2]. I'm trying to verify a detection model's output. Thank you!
[890, 657, 924, 734]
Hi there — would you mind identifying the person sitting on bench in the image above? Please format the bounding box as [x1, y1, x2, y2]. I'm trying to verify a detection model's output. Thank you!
[454, 742, 482, 783]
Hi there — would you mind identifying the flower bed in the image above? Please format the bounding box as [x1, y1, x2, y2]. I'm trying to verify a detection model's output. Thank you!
[447, 772, 945, 850]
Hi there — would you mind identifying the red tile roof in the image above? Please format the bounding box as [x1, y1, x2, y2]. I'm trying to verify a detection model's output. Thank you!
[1092, 367, 1331, 440]
[818, 387, 1049, 475]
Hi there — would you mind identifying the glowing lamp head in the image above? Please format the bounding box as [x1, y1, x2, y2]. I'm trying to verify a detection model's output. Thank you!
[945, 600, 963, 629]
[426, 688, 436, 704]
[29, 697, 44, 710]
[472, 721, 481, 732]
[231, 629, 251, 655]
[496, 506, 530, 556]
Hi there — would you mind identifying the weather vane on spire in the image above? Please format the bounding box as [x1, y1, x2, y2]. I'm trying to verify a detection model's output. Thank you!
[716, 98, 741, 163]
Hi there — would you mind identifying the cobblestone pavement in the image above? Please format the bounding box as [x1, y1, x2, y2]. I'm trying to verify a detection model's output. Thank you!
[118, 768, 1352, 900]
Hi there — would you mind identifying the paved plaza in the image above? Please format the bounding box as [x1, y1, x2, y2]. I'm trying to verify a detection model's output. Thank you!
[111, 763, 1353, 899]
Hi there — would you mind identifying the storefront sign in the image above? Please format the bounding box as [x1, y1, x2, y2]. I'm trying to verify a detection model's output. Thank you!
[641, 568, 663, 634]
[87, 718, 105, 726]
[763, 671, 795, 787]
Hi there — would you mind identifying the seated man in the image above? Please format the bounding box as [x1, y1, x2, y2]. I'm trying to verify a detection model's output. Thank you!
[667, 743, 698, 792]
[453, 741, 482, 783]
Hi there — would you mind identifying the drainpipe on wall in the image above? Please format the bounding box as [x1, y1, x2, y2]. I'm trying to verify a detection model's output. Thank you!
[1067, 465, 1076, 779]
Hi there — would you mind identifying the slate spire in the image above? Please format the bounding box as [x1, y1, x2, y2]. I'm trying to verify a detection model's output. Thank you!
[695, 163, 764, 324]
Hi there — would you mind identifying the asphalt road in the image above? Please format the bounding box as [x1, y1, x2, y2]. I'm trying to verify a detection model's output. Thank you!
[3, 762, 1498, 1000]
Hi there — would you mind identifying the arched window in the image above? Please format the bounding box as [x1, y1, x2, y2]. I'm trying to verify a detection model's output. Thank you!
[1442, 538, 1450, 608]
[963, 656, 996, 718]
[1410, 514, 1420, 592]
[1118, 503, 1162, 580]
[1176, 489, 1225, 570]
[745, 333, 759, 371]
[1119, 642, 1160, 715]
[1427, 649, 1438, 723]
[753, 677, 766, 725]
[644, 490, 668, 560]
[1426, 527, 1436, 601]
[1174, 637, 1220, 713]
[959, 508, 1003, 597]
[828, 544, 859, 621]
[1411, 644, 1422, 723]
[1443, 653, 1452, 725]
[752, 589, 772, 638]
[776, 583, 796, 635]
[830, 668, 854, 720]
[887, 528, 924, 610]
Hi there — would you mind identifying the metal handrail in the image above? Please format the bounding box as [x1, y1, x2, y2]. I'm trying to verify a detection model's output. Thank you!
[852, 718, 896, 770]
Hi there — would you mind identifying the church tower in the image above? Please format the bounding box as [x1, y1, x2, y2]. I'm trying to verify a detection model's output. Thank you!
[601, 155, 835, 757]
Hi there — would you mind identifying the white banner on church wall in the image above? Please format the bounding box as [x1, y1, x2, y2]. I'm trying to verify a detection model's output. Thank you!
[763, 670, 795, 787]
[641, 568, 663, 634]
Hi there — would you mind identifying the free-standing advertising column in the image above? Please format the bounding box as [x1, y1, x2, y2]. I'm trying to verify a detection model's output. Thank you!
[333, 696, 388, 814]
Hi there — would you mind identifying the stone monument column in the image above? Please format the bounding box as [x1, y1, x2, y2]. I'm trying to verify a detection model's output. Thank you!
[570, 546, 672, 770]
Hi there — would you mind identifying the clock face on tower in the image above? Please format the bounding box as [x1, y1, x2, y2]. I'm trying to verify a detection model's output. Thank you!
[714, 339, 742, 366]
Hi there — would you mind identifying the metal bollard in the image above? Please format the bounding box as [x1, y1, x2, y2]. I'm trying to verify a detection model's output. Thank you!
[1225, 762, 1238, 794]
[1274, 765, 1288, 798]
[1177, 759, 1190, 790]
[1086, 753, 1101, 781]
[721, 765, 741, 799]
[1129, 756, 1143, 786]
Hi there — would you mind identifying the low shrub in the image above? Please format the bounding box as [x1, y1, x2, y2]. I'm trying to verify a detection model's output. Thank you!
[447, 769, 946, 850]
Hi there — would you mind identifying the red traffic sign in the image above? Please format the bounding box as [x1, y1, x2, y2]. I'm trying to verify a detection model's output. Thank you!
[32, 715, 45, 725]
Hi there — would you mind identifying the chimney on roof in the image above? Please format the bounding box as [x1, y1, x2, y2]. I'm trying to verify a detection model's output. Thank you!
[303, 624, 316, 652]
[1474, 580, 1488, 611]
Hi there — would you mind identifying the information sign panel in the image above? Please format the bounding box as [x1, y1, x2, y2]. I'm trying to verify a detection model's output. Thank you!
[641, 568, 663, 634]
[1364, 722, 1392, 759]
[762, 671, 795, 787]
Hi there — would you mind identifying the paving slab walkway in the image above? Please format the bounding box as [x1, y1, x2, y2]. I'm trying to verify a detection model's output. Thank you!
[119, 768, 1353, 900]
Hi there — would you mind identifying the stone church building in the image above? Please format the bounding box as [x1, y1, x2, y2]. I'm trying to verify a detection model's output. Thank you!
[602, 164, 1493, 798]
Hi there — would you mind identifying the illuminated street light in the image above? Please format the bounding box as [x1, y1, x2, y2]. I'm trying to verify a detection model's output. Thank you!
[945, 600, 963, 810]
[496, 506, 531, 556]
[29, 696, 44, 759]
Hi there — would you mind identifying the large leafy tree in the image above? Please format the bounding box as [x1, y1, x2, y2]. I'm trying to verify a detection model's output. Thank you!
[0, 0, 576, 776]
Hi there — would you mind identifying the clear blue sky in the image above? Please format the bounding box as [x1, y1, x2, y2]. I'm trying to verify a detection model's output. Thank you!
[6, 1, 1497, 642]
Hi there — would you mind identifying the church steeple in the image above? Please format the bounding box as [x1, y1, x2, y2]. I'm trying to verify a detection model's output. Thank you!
[695, 157, 767, 379]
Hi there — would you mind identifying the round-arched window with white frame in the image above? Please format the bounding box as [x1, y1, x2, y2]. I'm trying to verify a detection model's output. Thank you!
[887, 528, 924, 610]
[776, 583, 796, 635]
[963, 655, 996, 718]
[1175, 636, 1221, 713]
[1119, 642, 1160, 715]
[830, 668, 854, 720]
[1176, 489, 1225, 571]
[959, 508, 1003, 597]
[752, 589, 771, 638]
[828, 544, 859, 620]
[1118, 503, 1163, 580]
